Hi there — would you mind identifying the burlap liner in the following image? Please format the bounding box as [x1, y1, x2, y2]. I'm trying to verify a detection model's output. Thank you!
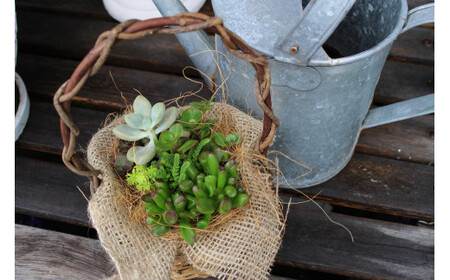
[87, 102, 284, 280]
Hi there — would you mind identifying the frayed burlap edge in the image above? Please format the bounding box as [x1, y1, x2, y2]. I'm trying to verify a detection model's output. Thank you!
[87, 103, 284, 280]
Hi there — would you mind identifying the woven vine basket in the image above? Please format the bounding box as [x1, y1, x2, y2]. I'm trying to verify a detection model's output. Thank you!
[54, 13, 284, 280]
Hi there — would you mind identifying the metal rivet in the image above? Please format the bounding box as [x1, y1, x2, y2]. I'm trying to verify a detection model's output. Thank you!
[290, 46, 298, 53]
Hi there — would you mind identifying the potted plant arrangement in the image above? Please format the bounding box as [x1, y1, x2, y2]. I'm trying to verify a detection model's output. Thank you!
[112, 95, 250, 244]
[54, 13, 283, 279]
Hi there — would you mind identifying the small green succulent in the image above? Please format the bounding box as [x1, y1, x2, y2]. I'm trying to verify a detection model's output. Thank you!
[113, 96, 177, 165]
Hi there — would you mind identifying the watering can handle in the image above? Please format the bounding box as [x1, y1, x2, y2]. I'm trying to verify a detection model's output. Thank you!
[275, 0, 357, 66]
[362, 3, 434, 129]
[152, 0, 216, 88]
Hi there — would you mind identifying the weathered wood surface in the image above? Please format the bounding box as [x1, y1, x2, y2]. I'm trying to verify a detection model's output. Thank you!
[17, 95, 434, 166]
[358, 114, 434, 165]
[15, 0, 433, 21]
[15, 202, 434, 280]
[277, 205, 434, 280]
[374, 60, 433, 106]
[16, 155, 90, 226]
[16, 10, 195, 76]
[16, 50, 434, 108]
[16, 54, 434, 164]
[16, 148, 433, 231]
[16, 5, 433, 79]
[15, 0, 215, 21]
[15, 224, 116, 279]
[16, 53, 210, 112]
[388, 27, 434, 65]
[280, 152, 434, 221]
[15, 224, 295, 280]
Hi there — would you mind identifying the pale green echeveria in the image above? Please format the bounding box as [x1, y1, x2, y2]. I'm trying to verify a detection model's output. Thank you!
[113, 95, 177, 165]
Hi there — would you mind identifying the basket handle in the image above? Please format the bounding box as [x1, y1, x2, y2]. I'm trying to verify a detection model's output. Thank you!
[53, 13, 279, 193]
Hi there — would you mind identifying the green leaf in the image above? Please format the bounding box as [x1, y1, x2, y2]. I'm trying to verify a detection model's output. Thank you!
[211, 132, 227, 147]
[178, 140, 198, 153]
[179, 161, 191, 183]
[133, 96, 152, 118]
[225, 133, 242, 146]
[152, 225, 170, 237]
[113, 124, 148, 141]
[179, 218, 196, 244]
[189, 99, 214, 113]
[196, 197, 216, 214]
[172, 153, 181, 183]
[126, 165, 151, 191]
[160, 131, 175, 144]
[198, 127, 210, 139]
[181, 108, 202, 128]
[168, 123, 183, 139]
[188, 138, 211, 169]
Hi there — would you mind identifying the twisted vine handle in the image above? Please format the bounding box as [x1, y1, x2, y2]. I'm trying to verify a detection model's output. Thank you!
[53, 13, 280, 193]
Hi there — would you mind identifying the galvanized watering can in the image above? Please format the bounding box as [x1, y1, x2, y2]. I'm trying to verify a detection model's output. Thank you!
[153, 0, 434, 188]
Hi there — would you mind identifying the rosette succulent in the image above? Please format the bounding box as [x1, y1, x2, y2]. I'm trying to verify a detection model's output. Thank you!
[113, 96, 177, 165]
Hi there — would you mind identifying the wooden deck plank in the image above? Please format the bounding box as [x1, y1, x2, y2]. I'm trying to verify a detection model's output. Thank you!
[388, 27, 434, 65]
[15, 224, 116, 279]
[17, 95, 434, 166]
[15, 155, 90, 226]
[15, 0, 432, 22]
[277, 205, 433, 280]
[16, 54, 434, 164]
[280, 152, 434, 221]
[374, 60, 433, 105]
[358, 114, 434, 165]
[16, 10, 195, 76]
[15, 0, 214, 21]
[15, 224, 296, 280]
[16, 137, 433, 227]
[16, 51, 434, 108]
[15, 201, 434, 280]
[16, 53, 211, 112]
[15, 0, 112, 21]
[16, 7, 433, 81]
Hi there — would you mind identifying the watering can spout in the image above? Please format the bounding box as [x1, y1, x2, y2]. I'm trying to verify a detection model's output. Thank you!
[152, 0, 216, 89]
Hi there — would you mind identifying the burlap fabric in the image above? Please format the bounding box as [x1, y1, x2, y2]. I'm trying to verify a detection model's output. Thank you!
[87, 102, 284, 280]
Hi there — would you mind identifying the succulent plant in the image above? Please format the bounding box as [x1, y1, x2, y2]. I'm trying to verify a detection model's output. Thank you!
[118, 97, 248, 244]
[113, 96, 177, 165]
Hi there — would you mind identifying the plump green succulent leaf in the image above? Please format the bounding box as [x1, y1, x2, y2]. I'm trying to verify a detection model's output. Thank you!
[160, 131, 176, 144]
[189, 99, 213, 113]
[133, 96, 152, 118]
[211, 132, 228, 147]
[178, 140, 198, 153]
[154, 107, 178, 134]
[125, 113, 152, 130]
[168, 123, 183, 139]
[225, 133, 242, 146]
[151, 102, 165, 128]
[126, 141, 156, 165]
[113, 124, 148, 141]
[181, 108, 202, 128]
[156, 131, 178, 151]
[198, 127, 210, 139]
